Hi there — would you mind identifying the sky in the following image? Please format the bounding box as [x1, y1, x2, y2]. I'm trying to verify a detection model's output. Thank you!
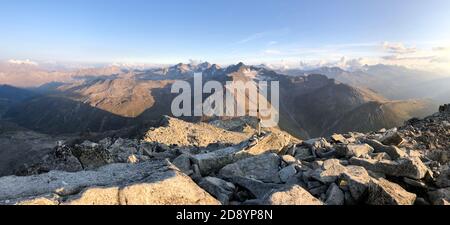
[1, 0, 450, 71]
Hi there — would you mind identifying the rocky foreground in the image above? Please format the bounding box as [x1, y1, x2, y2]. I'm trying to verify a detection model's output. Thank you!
[0, 105, 449, 205]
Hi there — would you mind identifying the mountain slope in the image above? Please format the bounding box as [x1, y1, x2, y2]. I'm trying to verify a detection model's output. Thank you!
[0, 85, 37, 117]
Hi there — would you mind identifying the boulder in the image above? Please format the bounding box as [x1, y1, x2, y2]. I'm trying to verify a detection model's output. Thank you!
[262, 185, 323, 205]
[18, 146, 83, 176]
[311, 159, 347, 184]
[428, 188, 450, 205]
[366, 178, 416, 205]
[198, 177, 235, 205]
[64, 187, 120, 205]
[294, 147, 315, 161]
[1, 194, 60, 205]
[436, 167, 450, 188]
[0, 160, 220, 205]
[304, 138, 332, 150]
[278, 165, 297, 183]
[330, 134, 348, 144]
[106, 138, 140, 163]
[349, 156, 428, 180]
[340, 166, 371, 201]
[336, 144, 373, 158]
[344, 191, 357, 205]
[371, 152, 392, 161]
[281, 155, 298, 165]
[71, 141, 112, 170]
[172, 154, 192, 174]
[325, 183, 345, 205]
[243, 131, 294, 156]
[308, 185, 328, 196]
[363, 139, 406, 160]
[219, 153, 281, 183]
[190, 146, 241, 176]
[379, 129, 404, 146]
[403, 177, 427, 189]
[118, 173, 220, 205]
[227, 176, 281, 199]
[303, 138, 332, 157]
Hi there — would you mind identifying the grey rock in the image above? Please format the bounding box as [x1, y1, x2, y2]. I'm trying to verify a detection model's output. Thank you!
[228, 176, 281, 199]
[371, 152, 392, 161]
[436, 167, 450, 188]
[71, 141, 112, 170]
[304, 138, 332, 150]
[310, 160, 324, 169]
[18, 146, 83, 176]
[415, 197, 430, 205]
[0, 160, 220, 205]
[344, 191, 357, 205]
[363, 139, 406, 160]
[303, 138, 332, 157]
[428, 188, 450, 205]
[294, 147, 315, 161]
[349, 156, 428, 180]
[366, 178, 416, 205]
[330, 134, 348, 144]
[325, 183, 345, 205]
[262, 185, 323, 205]
[336, 144, 374, 158]
[190, 146, 241, 176]
[311, 159, 347, 184]
[241, 131, 294, 156]
[278, 165, 297, 183]
[172, 154, 192, 174]
[198, 177, 235, 205]
[307, 181, 323, 189]
[219, 153, 281, 183]
[379, 129, 404, 146]
[403, 177, 427, 189]
[341, 166, 371, 201]
[309, 185, 328, 196]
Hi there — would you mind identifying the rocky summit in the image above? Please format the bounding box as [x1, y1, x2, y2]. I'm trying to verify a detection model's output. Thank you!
[0, 105, 449, 205]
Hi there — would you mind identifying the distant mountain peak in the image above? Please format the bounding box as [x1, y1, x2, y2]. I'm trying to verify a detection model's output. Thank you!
[225, 62, 250, 73]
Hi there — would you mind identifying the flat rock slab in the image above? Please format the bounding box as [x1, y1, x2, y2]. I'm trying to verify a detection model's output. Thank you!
[0, 160, 220, 205]
[219, 153, 281, 183]
[349, 156, 428, 180]
[263, 185, 323, 205]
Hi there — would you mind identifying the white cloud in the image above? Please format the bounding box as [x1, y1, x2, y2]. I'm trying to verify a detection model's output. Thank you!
[379, 41, 450, 73]
[251, 41, 450, 74]
[383, 42, 417, 54]
[7, 59, 39, 66]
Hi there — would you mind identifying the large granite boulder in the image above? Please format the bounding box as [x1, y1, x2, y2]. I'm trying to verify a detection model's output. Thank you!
[0, 160, 220, 205]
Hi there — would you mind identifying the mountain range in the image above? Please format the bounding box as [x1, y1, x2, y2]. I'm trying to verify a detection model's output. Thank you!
[280, 64, 450, 104]
[0, 62, 437, 139]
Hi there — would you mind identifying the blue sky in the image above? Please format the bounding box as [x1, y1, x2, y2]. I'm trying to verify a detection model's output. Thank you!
[1, 0, 450, 70]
